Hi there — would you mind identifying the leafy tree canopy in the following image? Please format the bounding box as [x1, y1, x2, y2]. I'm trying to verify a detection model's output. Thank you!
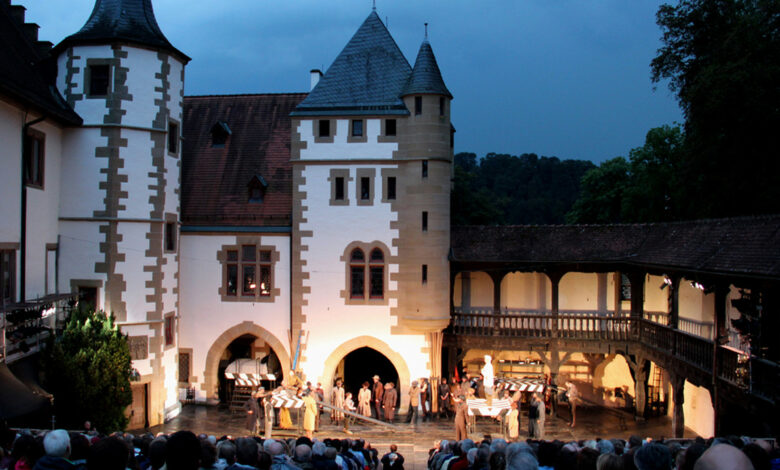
[452, 152, 595, 225]
[567, 124, 686, 224]
[42, 307, 132, 432]
[651, 0, 780, 217]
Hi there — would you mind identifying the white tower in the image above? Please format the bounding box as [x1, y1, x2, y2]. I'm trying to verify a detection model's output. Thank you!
[52, 0, 189, 427]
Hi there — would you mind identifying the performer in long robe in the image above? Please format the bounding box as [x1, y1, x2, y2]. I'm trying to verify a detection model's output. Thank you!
[372, 375, 384, 420]
[244, 389, 261, 435]
[506, 401, 519, 441]
[382, 382, 397, 421]
[358, 381, 372, 417]
[302, 390, 318, 439]
[263, 391, 274, 439]
[331, 378, 345, 424]
[453, 395, 468, 441]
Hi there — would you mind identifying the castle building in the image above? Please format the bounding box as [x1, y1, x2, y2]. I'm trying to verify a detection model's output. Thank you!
[1, 0, 778, 436]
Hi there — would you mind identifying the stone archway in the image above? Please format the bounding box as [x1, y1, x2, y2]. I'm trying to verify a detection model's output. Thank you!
[319, 336, 412, 413]
[202, 321, 291, 400]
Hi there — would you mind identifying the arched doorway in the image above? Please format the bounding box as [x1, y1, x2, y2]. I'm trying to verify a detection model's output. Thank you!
[217, 334, 282, 403]
[203, 321, 291, 402]
[337, 347, 399, 401]
[319, 336, 412, 413]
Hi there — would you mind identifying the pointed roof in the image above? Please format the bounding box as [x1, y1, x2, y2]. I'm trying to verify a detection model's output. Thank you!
[53, 0, 189, 62]
[402, 39, 452, 98]
[292, 11, 411, 116]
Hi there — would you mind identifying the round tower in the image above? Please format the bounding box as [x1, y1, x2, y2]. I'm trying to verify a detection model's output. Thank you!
[52, 0, 189, 427]
[394, 36, 454, 335]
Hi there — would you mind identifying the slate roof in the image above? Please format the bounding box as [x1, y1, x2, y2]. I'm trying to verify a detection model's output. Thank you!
[52, 0, 189, 62]
[181, 93, 307, 227]
[402, 40, 452, 98]
[0, 3, 81, 125]
[291, 11, 411, 116]
[451, 216, 780, 280]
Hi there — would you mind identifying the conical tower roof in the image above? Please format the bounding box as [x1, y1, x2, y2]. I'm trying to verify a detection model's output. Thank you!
[53, 0, 189, 62]
[402, 39, 451, 98]
[292, 11, 411, 116]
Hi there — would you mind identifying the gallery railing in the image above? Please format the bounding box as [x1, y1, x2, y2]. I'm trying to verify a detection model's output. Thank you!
[449, 311, 778, 404]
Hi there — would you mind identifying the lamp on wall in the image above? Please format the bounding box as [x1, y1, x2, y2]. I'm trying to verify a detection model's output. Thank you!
[659, 275, 673, 290]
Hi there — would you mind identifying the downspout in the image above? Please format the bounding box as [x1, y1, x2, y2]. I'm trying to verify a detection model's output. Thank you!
[20, 116, 46, 303]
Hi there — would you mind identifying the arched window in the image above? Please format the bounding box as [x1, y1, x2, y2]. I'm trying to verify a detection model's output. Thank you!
[369, 249, 384, 299]
[346, 246, 386, 301]
[350, 249, 365, 299]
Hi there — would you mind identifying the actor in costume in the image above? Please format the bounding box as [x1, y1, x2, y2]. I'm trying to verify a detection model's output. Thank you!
[244, 389, 262, 435]
[382, 382, 397, 421]
[453, 395, 468, 441]
[372, 375, 384, 419]
[302, 390, 318, 439]
[438, 378, 451, 419]
[358, 381, 372, 417]
[507, 401, 519, 440]
[331, 378, 345, 424]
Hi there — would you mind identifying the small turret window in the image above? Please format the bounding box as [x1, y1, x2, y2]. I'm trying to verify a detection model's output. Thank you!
[88, 64, 110, 97]
[168, 122, 178, 154]
[414, 96, 422, 115]
[440, 97, 445, 116]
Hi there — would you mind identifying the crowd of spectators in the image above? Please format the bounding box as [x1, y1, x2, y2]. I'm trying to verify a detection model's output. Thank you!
[0, 426, 777, 470]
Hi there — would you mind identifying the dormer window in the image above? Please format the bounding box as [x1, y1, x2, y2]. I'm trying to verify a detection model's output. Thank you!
[248, 175, 268, 203]
[211, 121, 231, 148]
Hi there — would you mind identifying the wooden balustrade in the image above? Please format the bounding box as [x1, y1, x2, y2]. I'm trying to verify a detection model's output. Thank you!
[449, 311, 777, 404]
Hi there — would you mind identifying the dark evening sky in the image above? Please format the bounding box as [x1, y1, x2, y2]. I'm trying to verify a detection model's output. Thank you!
[23, 0, 683, 163]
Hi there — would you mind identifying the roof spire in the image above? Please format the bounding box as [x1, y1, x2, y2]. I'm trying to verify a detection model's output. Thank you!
[424, 22, 428, 40]
[372, 0, 376, 11]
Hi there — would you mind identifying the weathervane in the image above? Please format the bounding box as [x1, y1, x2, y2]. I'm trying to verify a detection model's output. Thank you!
[425, 22, 428, 39]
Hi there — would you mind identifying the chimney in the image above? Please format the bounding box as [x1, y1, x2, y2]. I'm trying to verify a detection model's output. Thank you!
[310, 69, 323, 91]
[9, 5, 25, 24]
[23, 23, 39, 43]
[36, 40, 53, 56]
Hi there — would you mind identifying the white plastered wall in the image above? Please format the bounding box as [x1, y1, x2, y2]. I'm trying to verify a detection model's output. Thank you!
[680, 380, 715, 437]
[297, 162, 428, 405]
[559, 272, 599, 311]
[298, 119, 397, 160]
[0, 101, 22, 245]
[179, 234, 292, 401]
[644, 274, 669, 313]
[679, 278, 715, 323]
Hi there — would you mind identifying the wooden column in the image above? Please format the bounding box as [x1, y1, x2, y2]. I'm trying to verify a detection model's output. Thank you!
[712, 283, 729, 435]
[490, 271, 507, 334]
[547, 271, 563, 335]
[668, 275, 681, 329]
[626, 354, 649, 421]
[629, 271, 645, 319]
[669, 371, 686, 438]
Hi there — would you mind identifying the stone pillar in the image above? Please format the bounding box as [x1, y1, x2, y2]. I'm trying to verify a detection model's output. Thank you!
[669, 372, 686, 438]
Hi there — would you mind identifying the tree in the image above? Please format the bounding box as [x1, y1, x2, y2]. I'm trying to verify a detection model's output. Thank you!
[42, 307, 133, 432]
[452, 151, 595, 225]
[651, 0, 780, 218]
[566, 125, 687, 224]
[566, 157, 630, 224]
[622, 124, 686, 222]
